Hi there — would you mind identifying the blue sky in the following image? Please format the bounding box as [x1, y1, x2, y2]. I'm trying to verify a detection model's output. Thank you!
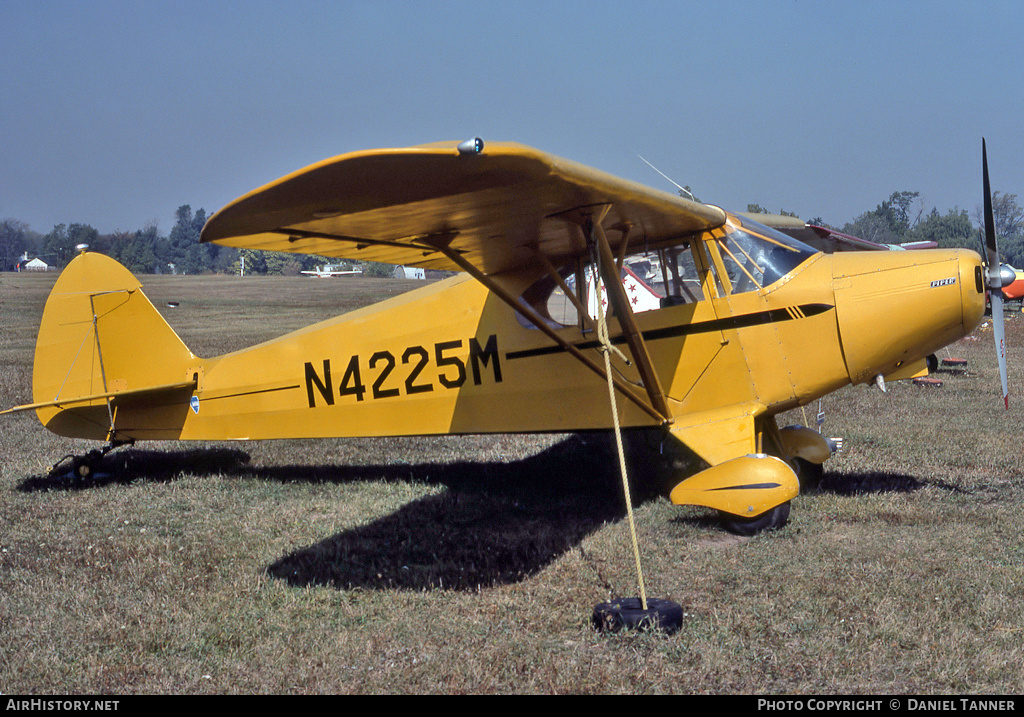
[2, 0, 1022, 236]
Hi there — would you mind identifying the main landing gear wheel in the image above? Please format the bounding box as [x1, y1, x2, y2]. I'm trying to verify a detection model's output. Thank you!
[719, 501, 791, 536]
[794, 458, 824, 492]
[592, 597, 684, 635]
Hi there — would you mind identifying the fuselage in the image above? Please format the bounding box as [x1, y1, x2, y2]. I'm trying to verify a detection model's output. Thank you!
[152, 223, 987, 442]
[32, 218, 986, 449]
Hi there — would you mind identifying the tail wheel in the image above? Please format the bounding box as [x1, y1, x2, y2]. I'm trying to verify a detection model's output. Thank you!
[69, 450, 103, 482]
[719, 501, 791, 536]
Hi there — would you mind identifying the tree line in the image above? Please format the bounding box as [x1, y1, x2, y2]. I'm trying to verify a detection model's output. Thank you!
[748, 189, 1024, 267]
[3, 191, 1024, 275]
[0, 205, 367, 277]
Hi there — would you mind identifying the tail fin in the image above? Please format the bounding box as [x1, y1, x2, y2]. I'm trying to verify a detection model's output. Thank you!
[27, 252, 197, 441]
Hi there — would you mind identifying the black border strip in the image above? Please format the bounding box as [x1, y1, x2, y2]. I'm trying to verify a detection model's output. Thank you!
[506, 303, 834, 361]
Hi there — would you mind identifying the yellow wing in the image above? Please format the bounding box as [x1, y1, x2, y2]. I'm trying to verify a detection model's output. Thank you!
[201, 141, 726, 275]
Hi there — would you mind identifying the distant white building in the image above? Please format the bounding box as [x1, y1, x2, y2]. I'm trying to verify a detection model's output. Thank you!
[393, 266, 425, 280]
[23, 258, 50, 272]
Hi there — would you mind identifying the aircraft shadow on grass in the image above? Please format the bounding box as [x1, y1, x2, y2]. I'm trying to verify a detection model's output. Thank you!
[261, 432, 687, 592]
[15, 433, 951, 592]
[17, 433, 674, 591]
[817, 471, 925, 495]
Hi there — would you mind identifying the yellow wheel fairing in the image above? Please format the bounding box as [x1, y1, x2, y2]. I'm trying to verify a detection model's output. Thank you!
[669, 454, 799, 518]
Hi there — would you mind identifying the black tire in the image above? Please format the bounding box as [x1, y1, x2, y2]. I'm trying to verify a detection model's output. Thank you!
[794, 458, 824, 492]
[719, 501, 791, 536]
[73, 448, 107, 481]
[592, 597, 683, 635]
[67, 456, 93, 483]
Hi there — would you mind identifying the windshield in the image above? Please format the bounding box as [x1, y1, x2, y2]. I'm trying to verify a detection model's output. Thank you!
[717, 216, 818, 293]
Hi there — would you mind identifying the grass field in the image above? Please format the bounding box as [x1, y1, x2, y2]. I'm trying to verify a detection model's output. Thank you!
[2, 268, 1023, 694]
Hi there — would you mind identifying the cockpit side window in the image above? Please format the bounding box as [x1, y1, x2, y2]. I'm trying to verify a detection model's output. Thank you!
[535, 264, 580, 327]
[656, 243, 705, 306]
[521, 248, 681, 330]
[517, 216, 818, 328]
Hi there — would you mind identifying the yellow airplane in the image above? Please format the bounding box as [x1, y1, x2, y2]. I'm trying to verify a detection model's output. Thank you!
[5, 138, 1011, 536]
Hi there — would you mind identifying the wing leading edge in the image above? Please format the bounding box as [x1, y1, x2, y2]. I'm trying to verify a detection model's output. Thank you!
[201, 141, 727, 276]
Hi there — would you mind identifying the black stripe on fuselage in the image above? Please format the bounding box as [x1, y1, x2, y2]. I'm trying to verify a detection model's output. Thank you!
[505, 303, 834, 361]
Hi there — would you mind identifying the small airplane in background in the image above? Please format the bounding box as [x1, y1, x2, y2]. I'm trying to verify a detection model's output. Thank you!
[300, 264, 362, 278]
[998, 267, 1024, 304]
[551, 261, 662, 325]
[741, 215, 939, 254]
[4, 138, 1013, 543]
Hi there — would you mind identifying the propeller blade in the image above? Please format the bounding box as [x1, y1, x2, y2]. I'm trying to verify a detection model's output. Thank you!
[991, 291, 1010, 409]
[983, 139, 999, 269]
[983, 138, 1009, 409]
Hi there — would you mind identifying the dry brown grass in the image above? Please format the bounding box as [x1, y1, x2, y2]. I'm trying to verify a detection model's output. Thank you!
[2, 269, 1024, 694]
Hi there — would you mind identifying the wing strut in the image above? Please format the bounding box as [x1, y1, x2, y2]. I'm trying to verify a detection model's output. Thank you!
[588, 219, 674, 424]
[426, 236, 668, 424]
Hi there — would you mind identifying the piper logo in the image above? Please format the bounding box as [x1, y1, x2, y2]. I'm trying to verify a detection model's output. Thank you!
[930, 277, 956, 288]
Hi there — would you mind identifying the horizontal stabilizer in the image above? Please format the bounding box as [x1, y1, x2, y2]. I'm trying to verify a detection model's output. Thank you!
[2, 380, 197, 416]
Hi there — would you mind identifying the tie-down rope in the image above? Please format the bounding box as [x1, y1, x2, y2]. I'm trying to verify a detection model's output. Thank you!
[590, 256, 649, 611]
